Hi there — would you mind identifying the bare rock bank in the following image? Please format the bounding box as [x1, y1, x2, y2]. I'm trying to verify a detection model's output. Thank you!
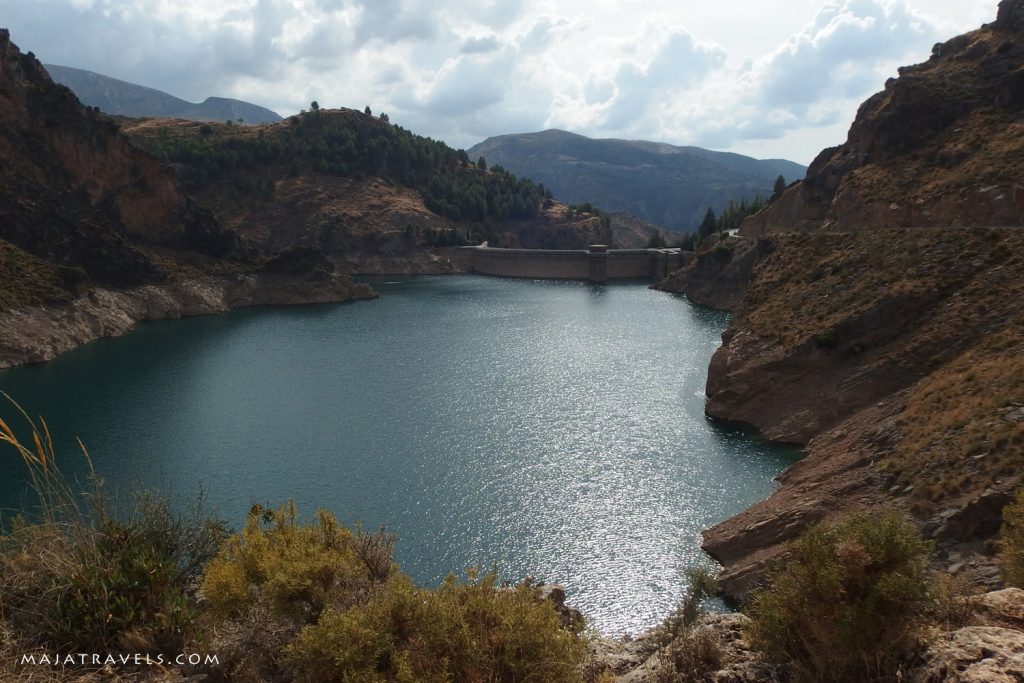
[0, 273, 376, 369]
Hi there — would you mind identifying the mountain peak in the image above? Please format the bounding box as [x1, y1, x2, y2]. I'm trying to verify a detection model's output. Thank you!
[43, 64, 282, 123]
[468, 130, 805, 232]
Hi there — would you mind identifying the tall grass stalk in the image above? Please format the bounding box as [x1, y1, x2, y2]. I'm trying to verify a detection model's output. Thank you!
[1, 394, 225, 659]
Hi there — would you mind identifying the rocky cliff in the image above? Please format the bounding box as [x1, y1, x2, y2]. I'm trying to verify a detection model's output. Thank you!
[660, 1, 1024, 596]
[0, 30, 241, 298]
[744, 2, 1024, 235]
[0, 30, 374, 367]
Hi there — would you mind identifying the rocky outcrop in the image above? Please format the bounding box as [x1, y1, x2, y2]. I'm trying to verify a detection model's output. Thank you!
[587, 613, 783, 683]
[913, 627, 1024, 683]
[0, 31, 385, 368]
[0, 29, 239, 298]
[743, 0, 1024, 235]
[0, 272, 376, 369]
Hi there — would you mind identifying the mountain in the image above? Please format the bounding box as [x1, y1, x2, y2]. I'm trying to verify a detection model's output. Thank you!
[43, 64, 283, 123]
[0, 31, 372, 367]
[659, 0, 1024, 597]
[467, 130, 806, 233]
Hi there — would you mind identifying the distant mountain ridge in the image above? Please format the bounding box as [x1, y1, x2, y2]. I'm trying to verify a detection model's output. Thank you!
[467, 130, 806, 233]
[44, 64, 282, 124]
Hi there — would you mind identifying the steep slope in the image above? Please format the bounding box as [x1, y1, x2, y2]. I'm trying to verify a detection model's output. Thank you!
[467, 129, 805, 232]
[0, 30, 239, 303]
[0, 30, 373, 367]
[44, 64, 283, 123]
[659, 1, 1024, 596]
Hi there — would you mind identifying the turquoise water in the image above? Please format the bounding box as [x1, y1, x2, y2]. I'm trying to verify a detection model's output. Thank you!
[0, 275, 797, 634]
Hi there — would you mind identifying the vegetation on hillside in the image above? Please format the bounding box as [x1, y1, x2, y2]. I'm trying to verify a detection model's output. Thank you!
[131, 108, 550, 226]
[466, 129, 805, 233]
[650, 568, 723, 682]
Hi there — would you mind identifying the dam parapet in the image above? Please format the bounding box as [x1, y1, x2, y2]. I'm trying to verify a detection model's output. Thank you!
[464, 245, 686, 282]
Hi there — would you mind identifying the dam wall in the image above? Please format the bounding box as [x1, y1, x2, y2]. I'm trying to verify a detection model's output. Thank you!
[465, 246, 685, 282]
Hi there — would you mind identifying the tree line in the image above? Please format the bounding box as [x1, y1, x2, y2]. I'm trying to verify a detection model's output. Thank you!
[133, 107, 549, 225]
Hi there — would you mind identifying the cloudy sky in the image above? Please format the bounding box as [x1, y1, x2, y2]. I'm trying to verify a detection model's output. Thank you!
[2, 0, 999, 164]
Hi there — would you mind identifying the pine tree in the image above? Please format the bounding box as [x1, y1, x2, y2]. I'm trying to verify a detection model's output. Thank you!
[773, 174, 786, 200]
[698, 207, 717, 238]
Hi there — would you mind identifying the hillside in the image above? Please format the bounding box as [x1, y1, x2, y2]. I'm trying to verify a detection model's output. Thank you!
[121, 113, 664, 270]
[658, 0, 1024, 597]
[467, 129, 805, 233]
[44, 64, 283, 124]
[0, 31, 373, 367]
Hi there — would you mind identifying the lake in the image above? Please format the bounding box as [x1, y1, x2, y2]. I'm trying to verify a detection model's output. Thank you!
[0, 275, 797, 634]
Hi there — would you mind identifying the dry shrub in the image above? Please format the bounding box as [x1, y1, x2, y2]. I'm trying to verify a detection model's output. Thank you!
[745, 512, 933, 682]
[652, 567, 723, 683]
[284, 569, 586, 683]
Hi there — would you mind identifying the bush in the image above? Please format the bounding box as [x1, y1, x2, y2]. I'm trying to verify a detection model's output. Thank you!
[284, 569, 586, 683]
[745, 512, 934, 682]
[202, 504, 584, 682]
[1001, 487, 1024, 586]
[201, 502, 392, 623]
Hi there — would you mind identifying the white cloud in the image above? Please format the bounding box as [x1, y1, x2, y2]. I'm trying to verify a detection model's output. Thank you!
[0, 0, 1000, 163]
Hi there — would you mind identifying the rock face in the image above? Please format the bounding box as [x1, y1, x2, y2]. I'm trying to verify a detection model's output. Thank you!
[660, 0, 1024, 596]
[0, 29, 239, 298]
[586, 613, 783, 683]
[913, 627, 1024, 683]
[654, 237, 762, 312]
[744, 0, 1024, 235]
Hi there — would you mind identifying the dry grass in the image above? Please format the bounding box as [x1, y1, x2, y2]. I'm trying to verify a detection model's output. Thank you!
[0, 239, 75, 309]
[883, 319, 1024, 512]
[0, 398, 225, 680]
[650, 568, 723, 683]
[724, 226, 1024, 513]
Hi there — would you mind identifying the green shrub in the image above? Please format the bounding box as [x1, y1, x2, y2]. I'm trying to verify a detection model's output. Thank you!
[1001, 487, 1024, 586]
[284, 569, 586, 683]
[745, 512, 933, 682]
[203, 505, 585, 682]
[201, 502, 393, 622]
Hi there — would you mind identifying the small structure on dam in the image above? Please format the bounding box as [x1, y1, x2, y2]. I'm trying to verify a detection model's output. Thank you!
[464, 245, 686, 282]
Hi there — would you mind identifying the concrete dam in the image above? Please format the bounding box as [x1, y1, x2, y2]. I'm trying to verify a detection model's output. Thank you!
[463, 245, 686, 282]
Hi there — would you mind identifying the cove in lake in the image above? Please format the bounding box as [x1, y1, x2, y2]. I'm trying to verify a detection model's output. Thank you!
[0, 275, 798, 634]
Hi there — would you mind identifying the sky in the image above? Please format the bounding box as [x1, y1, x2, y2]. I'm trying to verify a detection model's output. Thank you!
[0, 0, 1000, 164]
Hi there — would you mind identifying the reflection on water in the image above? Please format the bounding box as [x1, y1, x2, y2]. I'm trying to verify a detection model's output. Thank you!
[0, 275, 798, 634]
